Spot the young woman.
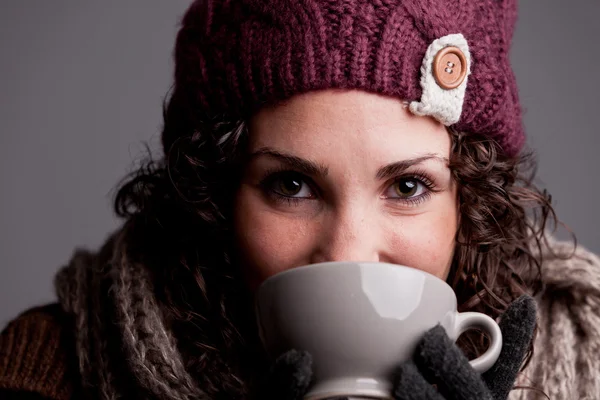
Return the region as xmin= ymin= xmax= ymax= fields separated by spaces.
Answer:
xmin=2 ymin=0 xmax=599 ymax=399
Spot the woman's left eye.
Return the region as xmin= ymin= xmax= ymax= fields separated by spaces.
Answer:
xmin=384 ymin=178 xmax=428 ymax=199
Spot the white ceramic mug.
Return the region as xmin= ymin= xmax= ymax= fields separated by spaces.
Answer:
xmin=255 ymin=262 xmax=502 ymax=399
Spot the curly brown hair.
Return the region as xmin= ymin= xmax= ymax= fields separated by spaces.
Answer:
xmin=112 ymin=92 xmax=559 ymax=397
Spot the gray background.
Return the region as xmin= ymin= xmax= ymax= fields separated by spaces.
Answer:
xmin=1 ymin=1 xmax=598 ymax=326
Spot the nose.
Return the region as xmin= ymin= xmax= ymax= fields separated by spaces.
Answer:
xmin=310 ymin=206 xmax=381 ymax=264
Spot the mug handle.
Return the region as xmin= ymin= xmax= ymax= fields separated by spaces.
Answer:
xmin=455 ymin=312 xmax=503 ymax=373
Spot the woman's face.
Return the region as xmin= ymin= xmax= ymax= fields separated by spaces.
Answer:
xmin=234 ymin=89 xmax=458 ymax=291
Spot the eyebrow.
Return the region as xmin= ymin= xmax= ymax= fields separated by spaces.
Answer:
xmin=249 ymin=147 xmax=330 ymax=177
xmin=249 ymin=147 xmax=447 ymax=179
xmin=375 ymin=154 xmax=448 ymax=180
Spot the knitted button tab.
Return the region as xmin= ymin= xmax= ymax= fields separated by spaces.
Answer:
xmin=433 ymin=46 xmax=467 ymax=90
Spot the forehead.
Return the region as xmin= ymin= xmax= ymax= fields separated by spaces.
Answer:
xmin=249 ymin=89 xmax=451 ymax=161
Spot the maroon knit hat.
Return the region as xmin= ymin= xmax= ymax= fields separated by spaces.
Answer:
xmin=165 ymin=0 xmax=524 ymax=156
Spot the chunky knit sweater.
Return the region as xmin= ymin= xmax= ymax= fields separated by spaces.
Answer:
xmin=1 ymin=237 xmax=599 ymax=399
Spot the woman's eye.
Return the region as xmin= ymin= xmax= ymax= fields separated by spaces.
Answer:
xmin=271 ymin=174 xmax=313 ymax=198
xmin=386 ymin=178 xmax=427 ymax=199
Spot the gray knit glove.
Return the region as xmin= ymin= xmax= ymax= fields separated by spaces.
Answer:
xmin=258 ymin=349 xmax=314 ymax=400
xmin=393 ymin=295 xmax=537 ymax=400
xmin=260 ymin=295 xmax=536 ymax=400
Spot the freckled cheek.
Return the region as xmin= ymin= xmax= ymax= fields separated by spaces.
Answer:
xmin=389 ymin=213 xmax=457 ymax=280
xmin=234 ymin=190 xmax=315 ymax=287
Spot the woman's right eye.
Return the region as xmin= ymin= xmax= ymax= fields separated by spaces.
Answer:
xmin=264 ymin=172 xmax=315 ymax=199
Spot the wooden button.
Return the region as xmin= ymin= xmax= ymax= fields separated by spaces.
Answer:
xmin=433 ymin=46 xmax=467 ymax=90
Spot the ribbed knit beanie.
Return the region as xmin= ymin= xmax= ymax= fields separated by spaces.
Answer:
xmin=164 ymin=0 xmax=524 ymax=156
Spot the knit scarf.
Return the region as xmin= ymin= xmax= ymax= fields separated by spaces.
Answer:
xmin=54 ymin=227 xmax=211 ymax=400
xmin=54 ymin=224 xmax=600 ymax=400
xmin=510 ymin=236 xmax=600 ymax=399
